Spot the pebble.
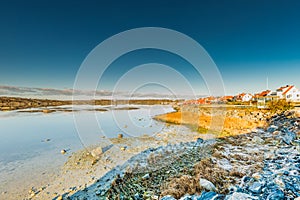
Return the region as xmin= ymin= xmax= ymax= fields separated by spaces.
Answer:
xmin=120 ymin=146 xmax=127 ymax=151
xmin=60 ymin=149 xmax=67 ymax=154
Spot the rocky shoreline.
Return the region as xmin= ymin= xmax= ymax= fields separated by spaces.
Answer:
xmin=62 ymin=110 xmax=300 ymax=200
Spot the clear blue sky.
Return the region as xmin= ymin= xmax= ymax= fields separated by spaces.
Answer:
xmin=0 ymin=0 xmax=299 ymax=96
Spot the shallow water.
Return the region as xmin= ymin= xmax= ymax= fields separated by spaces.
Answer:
xmin=0 ymin=105 xmax=173 ymax=190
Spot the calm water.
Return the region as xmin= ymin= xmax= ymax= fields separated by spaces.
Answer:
xmin=0 ymin=105 xmax=173 ymax=186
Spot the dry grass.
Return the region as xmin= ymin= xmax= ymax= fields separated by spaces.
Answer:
xmin=160 ymin=175 xmax=200 ymax=199
xmin=160 ymin=158 xmax=240 ymax=197
xmin=155 ymin=110 xmax=265 ymax=137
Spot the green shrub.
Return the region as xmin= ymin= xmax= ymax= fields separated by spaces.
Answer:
xmin=267 ymin=99 xmax=294 ymax=114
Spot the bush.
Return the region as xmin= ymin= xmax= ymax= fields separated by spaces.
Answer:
xmin=267 ymin=99 xmax=294 ymax=114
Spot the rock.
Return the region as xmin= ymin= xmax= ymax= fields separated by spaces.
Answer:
xmin=289 ymin=169 xmax=299 ymax=176
xmin=118 ymin=133 xmax=123 ymax=138
xmin=248 ymin=181 xmax=262 ymax=194
xmin=161 ymin=195 xmax=176 ymax=200
xmin=142 ymin=173 xmax=150 ymax=180
xmin=281 ymin=130 xmax=296 ymax=145
xmin=196 ymin=138 xmax=204 ymax=144
xmin=274 ymin=177 xmax=285 ymax=190
xmin=42 ymin=109 xmax=54 ymax=113
xmin=179 ymin=195 xmax=193 ymax=200
xmin=266 ymin=189 xmax=284 ymax=200
xmin=60 ymin=149 xmax=66 ymax=154
xmin=252 ymin=136 xmax=264 ymax=144
xmin=199 ymin=191 xmax=225 ymax=199
xmin=199 ymin=178 xmax=217 ymax=192
xmin=217 ymin=158 xmax=232 ymax=171
xmin=57 ymin=195 xmax=63 ymax=200
xmin=264 ymin=152 xmax=275 ymax=159
xmin=120 ymin=146 xmax=127 ymax=151
xmin=134 ymin=192 xmax=143 ymax=200
xmin=225 ymin=192 xmax=256 ymax=200
xmin=283 ymin=171 xmax=289 ymax=176
xmin=251 ymin=173 xmax=261 ymax=180
xmin=90 ymin=147 xmax=103 ymax=159
xmin=267 ymin=125 xmax=278 ymax=133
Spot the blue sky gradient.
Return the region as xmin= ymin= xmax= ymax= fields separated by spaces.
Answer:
xmin=0 ymin=0 xmax=299 ymax=96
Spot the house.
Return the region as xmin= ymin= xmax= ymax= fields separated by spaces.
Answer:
xmin=253 ymin=90 xmax=279 ymax=102
xmin=220 ymin=96 xmax=234 ymax=102
xmin=276 ymin=85 xmax=300 ymax=102
xmin=235 ymin=93 xmax=253 ymax=102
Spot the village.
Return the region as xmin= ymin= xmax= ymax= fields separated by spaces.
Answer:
xmin=183 ymin=84 xmax=300 ymax=107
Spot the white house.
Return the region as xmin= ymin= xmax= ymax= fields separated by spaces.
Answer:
xmin=276 ymin=85 xmax=300 ymax=102
xmin=235 ymin=93 xmax=253 ymax=102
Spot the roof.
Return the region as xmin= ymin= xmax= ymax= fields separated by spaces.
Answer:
xmin=238 ymin=93 xmax=252 ymax=97
xmin=259 ymin=90 xmax=271 ymax=97
xmin=277 ymin=85 xmax=293 ymax=91
xmin=282 ymin=85 xmax=294 ymax=95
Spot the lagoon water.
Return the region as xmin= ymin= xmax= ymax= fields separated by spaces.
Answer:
xmin=0 ymin=105 xmax=173 ymax=193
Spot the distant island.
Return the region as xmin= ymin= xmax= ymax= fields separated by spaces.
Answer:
xmin=0 ymin=96 xmax=182 ymax=111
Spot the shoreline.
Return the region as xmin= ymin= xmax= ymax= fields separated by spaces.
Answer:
xmin=28 ymin=106 xmax=271 ymax=199
xmin=2 ymin=106 xmax=299 ymax=199
xmin=67 ymin=109 xmax=300 ymax=199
